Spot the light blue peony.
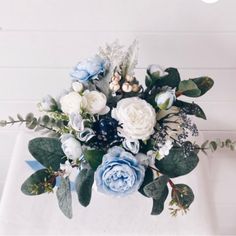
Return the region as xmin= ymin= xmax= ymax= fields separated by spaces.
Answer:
xmin=70 ymin=55 xmax=107 ymax=83
xmin=95 ymin=146 xmax=146 ymax=197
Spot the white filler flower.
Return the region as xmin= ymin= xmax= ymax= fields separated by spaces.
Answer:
xmin=112 ymin=97 xmax=156 ymax=140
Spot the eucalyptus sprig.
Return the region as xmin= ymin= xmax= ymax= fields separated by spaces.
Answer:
xmin=0 ymin=113 xmax=69 ymax=135
xmin=200 ymin=139 xmax=236 ymax=155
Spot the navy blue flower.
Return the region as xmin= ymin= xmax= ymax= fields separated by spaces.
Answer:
xmin=95 ymin=146 xmax=145 ymax=196
xmin=70 ymin=55 xmax=107 ymax=83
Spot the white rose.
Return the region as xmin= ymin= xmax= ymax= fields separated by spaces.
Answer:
xmin=60 ymin=92 xmax=86 ymax=114
xmin=112 ymin=97 xmax=156 ymax=140
xmin=61 ymin=134 xmax=82 ymax=160
xmin=83 ymin=90 xmax=109 ymax=115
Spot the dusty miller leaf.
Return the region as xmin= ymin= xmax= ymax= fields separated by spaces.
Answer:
xmin=56 ymin=177 xmax=73 ymax=219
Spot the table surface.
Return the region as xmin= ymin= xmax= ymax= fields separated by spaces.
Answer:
xmin=0 ymin=132 xmax=235 ymax=236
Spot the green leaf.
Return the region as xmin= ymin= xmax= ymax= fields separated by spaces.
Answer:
xmin=171 ymin=184 xmax=194 ymax=209
xmin=56 ymin=177 xmax=73 ymax=219
xmin=17 ymin=114 xmax=24 ymax=121
xmin=158 ymin=68 xmax=181 ymax=88
xmin=155 ymin=145 xmax=199 ymax=178
xmin=201 ymin=140 xmax=209 ymax=149
xmin=143 ymin=175 xmax=169 ymax=199
xmin=26 ymin=117 xmax=38 ymax=129
xmin=209 ymin=141 xmax=217 ymax=151
xmin=151 ymin=186 xmax=169 ymax=215
xmin=28 ymin=137 xmax=66 ymax=171
xmin=148 ymin=68 xmax=181 ymax=89
xmin=175 ymin=100 xmax=206 ymax=120
xmin=21 ymin=169 xmax=56 ymax=195
xmin=138 ymin=168 xmax=154 ymax=197
xmin=178 ymin=80 xmax=201 ymax=97
xmin=190 ymin=77 xmax=214 ymax=96
xmin=75 ymin=167 xmax=94 ymax=207
xmin=0 ymin=120 xmax=7 ymax=127
xmin=83 ymin=149 xmax=105 ymax=171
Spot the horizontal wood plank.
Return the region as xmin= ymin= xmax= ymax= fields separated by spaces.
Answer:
xmin=0 ymin=32 xmax=236 ymax=68
xmin=0 ymin=0 xmax=235 ymax=32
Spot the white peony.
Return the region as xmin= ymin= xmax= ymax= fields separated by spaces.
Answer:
xmin=112 ymin=97 xmax=156 ymax=140
xmin=61 ymin=134 xmax=82 ymax=160
xmin=60 ymin=92 xmax=86 ymax=114
xmin=83 ymin=90 xmax=109 ymax=115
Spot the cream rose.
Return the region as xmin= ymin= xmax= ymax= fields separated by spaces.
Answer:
xmin=112 ymin=97 xmax=156 ymax=140
xmin=60 ymin=92 xmax=86 ymax=114
xmin=83 ymin=90 xmax=109 ymax=115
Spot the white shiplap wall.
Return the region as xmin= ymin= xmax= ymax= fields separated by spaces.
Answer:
xmin=0 ymin=0 xmax=236 ymax=196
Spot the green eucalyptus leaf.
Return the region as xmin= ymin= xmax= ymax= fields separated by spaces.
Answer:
xmin=75 ymin=167 xmax=94 ymax=207
xmin=190 ymin=77 xmax=214 ymax=96
xmin=0 ymin=120 xmax=7 ymax=127
xmin=56 ymin=177 xmax=73 ymax=219
xmin=138 ymin=168 xmax=154 ymax=197
xmin=155 ymin=145 xmax=199 ymax=178
xmin=171 ymin=184 xmax=194 ymax=209
xmin=143 ymin=175 xmax=169 ymax=199
xmin=175 ymin=100 xmax=206 ymax=120
xmin=178 ymin=80 xmax=201 ymax=97
xmin=26 ymin=117 xmax=38 ymax=129
xmin=209 ymin=141 xmax=217 ymax=151
xmin=151 ymin=186 xmax=169 ymax=215
xmin=21 ymin=169 xmax=56 ymax=195
xmin=28 ymin=137 xmax=66 ymax=171
xmin=17 ymin=114 xmax=24 ymax=121
xmin=83 ymin=149 xmax=105 ymax=171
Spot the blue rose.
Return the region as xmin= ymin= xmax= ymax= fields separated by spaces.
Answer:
xmin=95 ymin=146 xmax=146 ymax=197
xmin=70 ymin=55 xmax=107 ymax=83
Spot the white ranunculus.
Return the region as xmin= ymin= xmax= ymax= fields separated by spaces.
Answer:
xmin=112 ymin=97 xmax=156 ymax=140
xmin=83 ymin=90 xmax=109 ymax=115
xmin=60 ymin=92 xmax=86 ymax=114
xmin=61 ymin=134 xmax=82 ymax=160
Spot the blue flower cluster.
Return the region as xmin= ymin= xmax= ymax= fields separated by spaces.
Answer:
xmin=71 ymin=55 xmax=107 ymax=83
xmin=95 ymin=146 xmax=145 ymax=197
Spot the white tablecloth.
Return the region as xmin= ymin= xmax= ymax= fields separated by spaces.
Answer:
xmin=0 ymin=131 xmax=234 ymax=235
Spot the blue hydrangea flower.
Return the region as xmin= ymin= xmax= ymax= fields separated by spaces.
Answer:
xmin=70 ymin=55 xmax=107 ymax=83
xmin=95 ymin=146 xmax=146 ymax=197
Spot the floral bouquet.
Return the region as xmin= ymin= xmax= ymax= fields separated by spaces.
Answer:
xmin=1 ymin=41 xmax=235 ymax=219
